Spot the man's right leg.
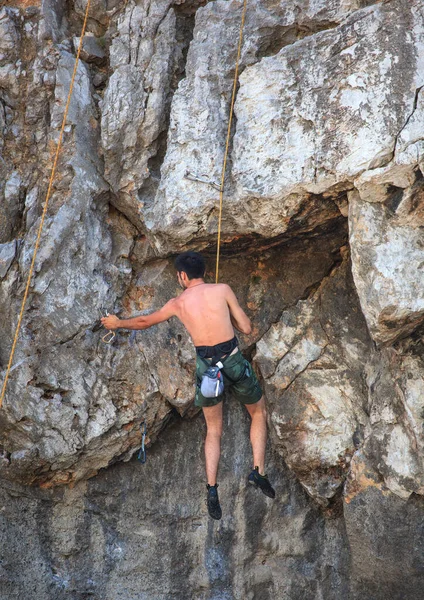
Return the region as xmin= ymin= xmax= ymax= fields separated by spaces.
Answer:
xmin=203 ymin=401 xmax=223 ymax=485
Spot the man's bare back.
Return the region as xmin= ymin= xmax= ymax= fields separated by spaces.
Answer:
xmin=171 ymin=281 xmax=251 ymax=346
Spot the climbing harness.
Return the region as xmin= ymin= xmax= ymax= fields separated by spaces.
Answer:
xmin=215 ymin=0 xmax=247 ymax=283
xmin=0 ymin=0 xmax=92 ymax=409
xmin=137 ymin=421 xmax=147 ymax=464
xmin=197 ymin=336 xmax=239 ymax=397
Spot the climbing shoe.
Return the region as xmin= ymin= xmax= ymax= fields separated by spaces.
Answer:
xmin=206 ymin=484 xmax=222 ymax=520
xmin=248 ymin=467 xmax=275 ymax=499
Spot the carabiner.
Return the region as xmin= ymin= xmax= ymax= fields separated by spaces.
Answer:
xmin=102 ymin=330 xmax=116 ymax=344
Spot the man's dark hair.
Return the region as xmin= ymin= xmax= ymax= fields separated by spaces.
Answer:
xmin=174 ymin=251 xmax=206 ymax=280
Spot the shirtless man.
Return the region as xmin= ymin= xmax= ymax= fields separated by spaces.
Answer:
xmin=101 ymin=251 xmax=275 ymax=520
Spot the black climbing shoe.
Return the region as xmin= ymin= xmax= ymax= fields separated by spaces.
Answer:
xmin=206 ymin=484 xmax=222 ymax=520
xmin=248 ymin=467 xmax=275 ymax=499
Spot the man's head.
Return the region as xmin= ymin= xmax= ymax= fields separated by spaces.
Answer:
xmin=175 ymin=251 xmax=206 ymax=288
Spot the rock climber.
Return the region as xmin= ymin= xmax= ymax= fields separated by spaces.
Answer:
xmin=101 ymin=251 xmax=275 ymax=520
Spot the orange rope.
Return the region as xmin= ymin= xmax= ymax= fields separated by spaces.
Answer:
xmin=215 ymin=0 xmax=247 ymax=283
xmin=0 ymin=0 xmax=92 ymax=409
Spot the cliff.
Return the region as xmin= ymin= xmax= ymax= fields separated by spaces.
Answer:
xmin=1 ymin=1 xmax=424 ymax=598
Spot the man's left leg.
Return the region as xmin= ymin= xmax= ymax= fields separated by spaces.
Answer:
xmin=223 ymin=351 xmax=275 ymax=499
xmin=245 ymin=396 xmax=267 ymax=474
xmin=245 ymin=397 xmax=275 ymax=499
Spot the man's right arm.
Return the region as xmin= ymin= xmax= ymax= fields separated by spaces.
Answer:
xmin=101 ymin=299 xmax=177 ymax=331
xmin=223 ymin=284 xmax=252 ymax=335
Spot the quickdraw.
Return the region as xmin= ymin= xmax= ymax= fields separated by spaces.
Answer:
xmin=137 ymin=421 xmax=147 ymax=464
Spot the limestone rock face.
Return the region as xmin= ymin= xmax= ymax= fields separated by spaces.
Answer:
xmin=144 ymin=0 xmax=366 ymax=253
xmin=0 ymin=226 xmax=343 ymax=486
xmin=234 ymin=1 xmax=423 ymax=196
xmin=0 ymin=241 xmax=16 ymax=279
xmin=74 ymin=34 xmax=106 ymax=65
xmin=0 ymin=7 xmax=185 ymax=487
xmin=255 ymin=255 xmax=371 ymax=503
xmin=0 ymin=407 xmax=353 ymax=600
xmin=144 ymin=0 xmax=424 ymax=255
xmin=2 ymin=0 xmax=424 ymax=598
xmin=360 ymin=343 xmax=424 ymax=499
xmin=344 ymin=464 xmax=424 ymax=600
xmin=100 ymin=0 xmax=192 ymax=226
xmin=349 ymin=187 xmax=424 ymax=345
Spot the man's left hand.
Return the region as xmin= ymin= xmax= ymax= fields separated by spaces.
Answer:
xmin=101 ymin=314 xmax=121 ymax=330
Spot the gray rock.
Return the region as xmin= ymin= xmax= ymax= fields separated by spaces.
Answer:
xmin=349 ymin=188 xmax=424 ymax=345
xmin=0 ymin=170 xmax=23 ymax=244
xmin=73 ymin=34 xmax=106 ymax=65
xmin=144 ymin=0 xmax=424 ymax=254
xmin=0 ymin=8 xmax=19 ymax=53
xmin=0 ymin=9 xmax=20 ymax=99
xmin=3 ymin=2 xmax=424 ymax=597
xmin=100 ymin=0 xmax=181 ymax=225
xmin=234 ymin=1 xmax=423 ymax=197
xmin=344 ymin=456 xmax=424 ymax=599
xmin=255 ymin=254 xmax=371 ymax=503
xmin=75 ymin=0 xmax=109 ymax=27
xmin=40 ymin=0 xmax=68 ymax=43
xmin=2 ymin=402 xmax=424 ymax=600
xmin=144 ymin=0 xmax=346 ymax=252
xmin=360 ymin=344 xmax=424 ymax=499
xmin=0 ymin=241 xmax=16 ymax=279
xmin=0 ymin=405 xmax=351 ymax=600
xmin=92 ymin=71 xmax=107 ymax=87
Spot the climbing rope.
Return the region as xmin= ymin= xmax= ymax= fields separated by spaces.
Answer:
xmin=1 ymin=0 xmax=246 ymax=407
xmin=0 ymin=0 xmax=92 ymax=410
xmin=215 ymin=0 xmax=247 ymax=283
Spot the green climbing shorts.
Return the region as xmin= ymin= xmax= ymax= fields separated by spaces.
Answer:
xmin=194 ymin=349 xmax=263 ymax=408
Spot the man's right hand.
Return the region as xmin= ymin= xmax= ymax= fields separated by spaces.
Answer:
xmin=101 ymin=314 xmax=120 ymax=330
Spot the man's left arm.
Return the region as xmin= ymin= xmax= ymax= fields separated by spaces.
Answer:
xmin=101 ymin=299 xmax=177 ymax=331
